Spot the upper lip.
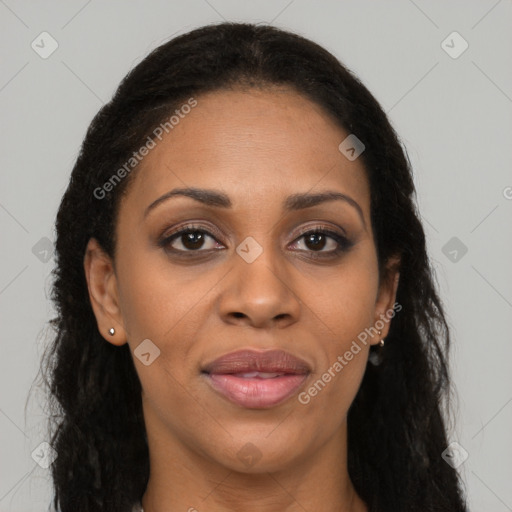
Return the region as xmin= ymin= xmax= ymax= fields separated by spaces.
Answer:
xmin=202 ymin=349 xmax=311 ymax=375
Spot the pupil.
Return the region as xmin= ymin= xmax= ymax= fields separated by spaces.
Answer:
xmin=306 ymin=233 xmax=325 ymax=251
xmin=183 ymin=231 xmax=204 ymax=250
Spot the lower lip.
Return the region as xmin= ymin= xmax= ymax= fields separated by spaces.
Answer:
xmin=204 ymin=373 xmax=308 ymax=408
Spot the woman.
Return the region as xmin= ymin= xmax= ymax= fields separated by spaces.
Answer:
xmin=41 ymin=22 xmax=467 ymax=511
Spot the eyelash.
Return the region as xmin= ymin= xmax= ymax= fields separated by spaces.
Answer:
xmin=158 ymin=223 xmax=353 ymax=259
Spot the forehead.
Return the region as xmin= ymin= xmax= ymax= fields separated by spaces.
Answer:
xmin=121 ymin=87 xmax=370 ymax=219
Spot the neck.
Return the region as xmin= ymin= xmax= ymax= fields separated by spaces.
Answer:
xmin=142 ymin=467 xmax=366 ymax=512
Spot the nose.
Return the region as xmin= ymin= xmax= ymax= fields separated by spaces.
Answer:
xmin=217 ymin=243 xmax=302 ymax=329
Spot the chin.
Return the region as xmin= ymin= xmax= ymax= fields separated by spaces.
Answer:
xmin=205 ymin=425 xmax=309 ymax=474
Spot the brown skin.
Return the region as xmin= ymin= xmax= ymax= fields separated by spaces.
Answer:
xmin=84 ymin=87 xmax=400 ymax=512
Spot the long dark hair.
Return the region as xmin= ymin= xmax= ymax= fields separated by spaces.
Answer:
xmin=37 ymin=22 xmax=467 ymax=511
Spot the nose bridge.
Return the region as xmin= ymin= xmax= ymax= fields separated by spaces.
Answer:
xmin=236 ymin=231 xmax=290 ymax=299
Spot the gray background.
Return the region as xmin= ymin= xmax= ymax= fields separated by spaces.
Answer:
xmin=1 ymin=1 xmax=511 ymax=510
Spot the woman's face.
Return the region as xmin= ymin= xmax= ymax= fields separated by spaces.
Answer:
xmin=86 ymin=87 xmax=398 ymax=474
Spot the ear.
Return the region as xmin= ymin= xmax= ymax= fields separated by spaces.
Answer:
xmin=372 ymin=254 xmax=401 ymax=344
xmin=83 ymin=238 xmax=127 ymax=346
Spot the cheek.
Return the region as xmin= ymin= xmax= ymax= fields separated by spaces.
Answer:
xmin=115 ymin=244 xmax=210 ymax=343
xmin=297 ymin=299 xmax=375 ymax=434
xmin=116 ymin=255 xmax=211 ymax=418
xmin=302 ymin=250 xmax=380 ymax=343
xmin=296 ymin=250 xmax=378 ymax=410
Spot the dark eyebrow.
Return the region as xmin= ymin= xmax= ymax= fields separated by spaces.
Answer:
xmin=144 ymin=187 xmax=366 ymax=226
xmin=285 ymin=191 xmax=365 ymax=227
xmin=144 ymin=187 xmax=232 ymax=217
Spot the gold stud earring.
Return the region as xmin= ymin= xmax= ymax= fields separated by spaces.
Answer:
xmin=109 ymin=327 xmax=115 ymax=336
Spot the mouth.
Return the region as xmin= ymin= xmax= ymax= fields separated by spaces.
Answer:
xmin=201 ymin=349 xmax=310 ymax=409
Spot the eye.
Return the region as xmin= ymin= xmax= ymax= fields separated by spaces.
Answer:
xmin=158 ymin=224 xmax=352 ymax=257
xmin=159 ymin=224 xmax=223 ymax=253
xmin=290 ymin=227 xmax=352 ymax=256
